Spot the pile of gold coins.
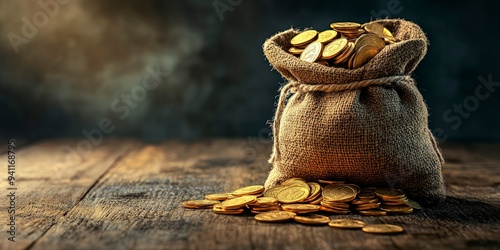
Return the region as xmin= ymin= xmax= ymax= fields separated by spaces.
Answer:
xmin=182 ymin=177 xmax=421 ymax=234
xmin=288 ymin=21 xmax=397 ymax=69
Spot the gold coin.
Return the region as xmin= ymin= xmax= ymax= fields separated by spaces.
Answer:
xmin=317 ymin=30 xmax=338 ymax=44
xmin=321 ymin=200 xmax=350 ymax=209
xmin=263 ymin=186 xmax=286 ymax=198
xmin=182 ymin=200 xmax=220 ymax=209
xmin=322 ymin=184 xmax=357 ymax=202
xmin=309 ymin=196 xmax=323 ymax=205
xmin=362 ymin=224 xmax=404 ymax=234
xmin=227 ymin=194 xmax=238 ymax=199
xmin=303 ymin=182 xmax=321 ymax=201
xmin=355 ymin=203 xmax=381 ymax=211
xmin=318 ymin=180 xmax=345 ymax=185
xmin=351 ymin=198 xmax=378 ymax=205
xmin=332 ymin=42 xmax=355 ymax=65
xmin=406 ymin=199 xmax=422 ymax=210
xmin=319 ymin=206 xmax=350 ymax=214
xmin=251 ymin=205 xmax=281 ymax=211
xmin=220 ymin=195 xmax=257 ymax=209
xmin=338 ymin=28 xmax=364 ymax=34
xmin=212 ymin=204 xmax=245 ymax=215
xmin=232 ymin=185 xmax=264 ymax=196
xmin=345 ymin=184 xmax=361 ymax=194
xmin=380 ymin=205 xmax=413 ymax=214
xmin=322 ymin=38 xmax=348 ymax=60
xmin=308 ymin=182 xmax=322 ymax=196
xmin=283 ymin=179 xmax=310 ymax=191
xmin=288 ymin=47 xmax=304 ymax=55
xmin=282 ymin=177 xmax=306 ymax=183
xmin=276 ymin=186 xmax=310 ymax=203
xmin=382 ymin=199 xmax=408 ymax=206
xmin=374 ymin=188 xmax=405 ymax=198
xmin=250 ymin=197 xmax=278 ymax=207
xmin=300 ymin=41 xmax=323 ymax=63
xmin=293 ymin=214 xmax=330 ymax=225
xmin=254 ymin=211 xmax=296 ymax=222
xmin=328 ymin=219 xmax=366 ymax=229
xmin=384 ymin=37 xmax=397 ymax=44
xmin=331 ymin=22 xmax=361 ymax=30
xmin=281 ymin=204 xmax=320 ymax=214
xmin=205 ymin=193 xmax=230 ymax=201
xmin=348 ymin=51 xmax=356 ymax=69
xmin=354 ymin=34 xmax=385 ymax=51
xmin=363 ymin=22 xmax=396 ymax=42
xmin=290 ymin=30 xmax=318 ymax=47
xmin=358 ymin=210 xmax=387 ymax=216
xmin=352 ymin=45 xmax=380 ymax=69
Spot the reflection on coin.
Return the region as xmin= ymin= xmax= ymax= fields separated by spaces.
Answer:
xmin=263 ymin=186 xmax=286 ymax=198
xmin=254 ymin=211 xmax=296 ymax=222
xmin=322 ymin=38 xmax=348 ymax=60
xmin=352 ymin=45 xmax=380 ymax=68
xmin=212 ymin=204 xmax=245 ymax=215
xmin=363 ymin=22 xmax=396 ymax=42
xmin=328 ymin=219 xmax=366 ymax=229
xmin=220 ymin=195 xmax=257 ymax=209
xmin=322 ymin=184 xmax=357 ymax=202
xmin=205 ymin=193 xmax=230 ymax=201
xmin=252 ymin=197 xmax=278 ymax=206
xmin=232 ymin=185 xmax=264 ymax=196
xmin=291 ymin=30 xmax=318 ymax=47
xmin=317 ymin=30 xmax=338 ymax=44
xmin=300 ymin=41 xmax=323 ymax=63
xmin=294 ymin=214 xmax=331 ymax=225
xmin=375 ymin=188 xmax=406 ymax=198
xmin=362 ymin=224 xmax=404 ymax=234
xmin=289 ymin=47 xmax=304 ymax=55
xmin=282 ymin=204 xmax=320 ymax=214
xmin=182 ymin=200 xmax=220 ymax=209
xmin=319 ymin=206 xmax=350 ymax=214
xmin=354 ymin=34 xmax=385 ymax=51
xmin=283 ymin=179 xmax=311 ymax=191
xmin=318 ymin=180 xmax=345 ymax=185
xmin=276 ymin=186 xmax=310 ymax=203
xmin=331 ymin=22 xmax=361 ymax=30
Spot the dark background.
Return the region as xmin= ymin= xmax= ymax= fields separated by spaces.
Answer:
xmin=1 ymin=0 xmax=499 ymax=143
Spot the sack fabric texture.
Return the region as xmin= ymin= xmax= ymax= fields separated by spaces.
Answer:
xmin=263 ymin=19 xmax=445 ymax=205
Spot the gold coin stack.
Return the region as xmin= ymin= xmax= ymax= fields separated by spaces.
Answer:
xmin=375 ymin=188 xmax=415 ymax=215
xmin=248 ymin=197 xmax=280 ymax=214
xmin=288 ymin=21 xmax=397 ymax=69
xmin=352 ymin=189 xmax=385 ymax=216
xmin=320 ymin=183 xmax=358 ymax=214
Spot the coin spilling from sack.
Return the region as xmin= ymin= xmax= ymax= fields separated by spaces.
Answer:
xmin=288 ymin=21 xmax=397 ymax=69
xmin=181 ymin=177 xmax=418 ymax=234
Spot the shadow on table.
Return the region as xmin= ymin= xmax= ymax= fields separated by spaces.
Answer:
xmin=417 ymin=196 xmax=500 ymax=224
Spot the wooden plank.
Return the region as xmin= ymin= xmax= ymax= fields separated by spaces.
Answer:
xmin=0 ymin=139 xmax=134 ymax=250
xmin=30 ymin=140 xmax=500 ymax=249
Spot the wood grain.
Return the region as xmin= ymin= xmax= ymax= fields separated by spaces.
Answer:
xmin=2 ymin=139 xmax=499 ymax=249
xmin=0 ymin=139 xmax=134 ymax=250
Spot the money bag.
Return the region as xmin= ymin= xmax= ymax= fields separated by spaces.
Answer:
xmin=263 ymin=19 xmax=445 ymax=206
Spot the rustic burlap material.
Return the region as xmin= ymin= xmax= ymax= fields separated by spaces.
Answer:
xmin=263 ymin=19 xmax=446 ymax=205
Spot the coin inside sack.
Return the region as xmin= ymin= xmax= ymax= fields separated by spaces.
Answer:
xmin=288 ymin=21 xmax=398 ymax=69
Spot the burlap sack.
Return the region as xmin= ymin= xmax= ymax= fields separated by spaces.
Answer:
xmin=263 ymin=19 xmax=445 ymax=205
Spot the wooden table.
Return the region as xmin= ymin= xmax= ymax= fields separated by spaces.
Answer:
xmin=1 ymin=139 xmax=499 ymax=250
